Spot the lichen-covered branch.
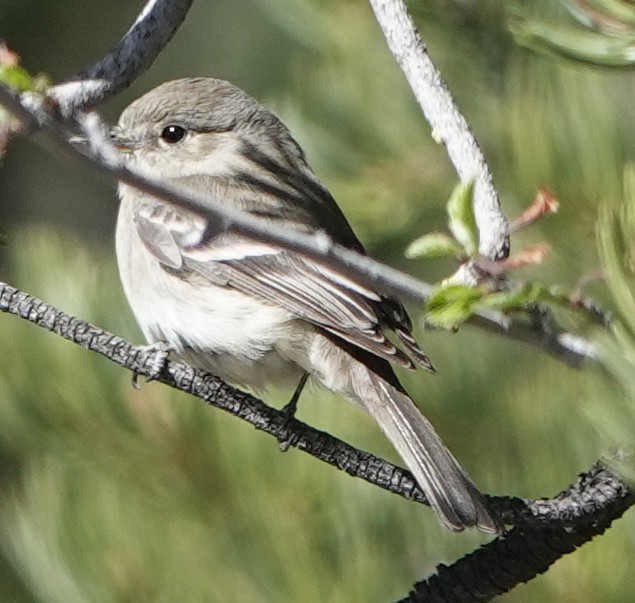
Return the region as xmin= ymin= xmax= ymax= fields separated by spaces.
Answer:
xmin=368 ymin=0 xmax=510 ymax=264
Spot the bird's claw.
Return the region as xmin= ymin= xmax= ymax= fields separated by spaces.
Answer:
xmin=131 ymin=341 xmax=173 ymax=388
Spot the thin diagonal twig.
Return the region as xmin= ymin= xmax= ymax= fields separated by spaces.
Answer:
xmin=0 ymin=85 xmax=597 ymax=367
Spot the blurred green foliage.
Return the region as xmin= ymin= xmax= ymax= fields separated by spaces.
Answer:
xmin=511 ymin=0 xmax=635 ymax=68
xmin=1 ymin=0 xmax=635 ymax=601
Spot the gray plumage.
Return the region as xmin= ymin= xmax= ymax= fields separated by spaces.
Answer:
xmin=114 ymin=77 xmax=498 ymax=533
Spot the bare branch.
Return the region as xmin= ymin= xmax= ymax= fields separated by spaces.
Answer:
xmin=368 ymin=0 xmax=510 ymax=263
xmin=47 ymin=0 xmax=195 ymax=116
xmin=469 ymin=310 xmax=597 ymax=366
xmin=0 ymin=84 xmax=596 ymax=367
xmin=0 ymin=280 xmax=630 ymax=601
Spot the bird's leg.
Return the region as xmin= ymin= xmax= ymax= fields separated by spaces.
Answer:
xmin=281 ymin=373 xmax=309 ymax=419
xmin=131 ymin=341 xmax=173 ymax=389
xmin=277 ymin=373 xmax=309 ymax=452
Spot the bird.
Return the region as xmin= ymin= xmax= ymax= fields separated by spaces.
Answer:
xmin=112 ymin=77 xmax=498 ymax=533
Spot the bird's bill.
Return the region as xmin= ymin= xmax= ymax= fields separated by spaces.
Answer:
xmin=109 ymin=127 xmax=139 ymax=153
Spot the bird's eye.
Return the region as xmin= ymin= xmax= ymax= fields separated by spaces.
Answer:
xmin=160 ymin=125 xmax=187 ymax=144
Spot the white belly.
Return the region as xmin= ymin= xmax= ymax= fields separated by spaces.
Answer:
xmin=115 ymin=198 xmax=303 ymax=390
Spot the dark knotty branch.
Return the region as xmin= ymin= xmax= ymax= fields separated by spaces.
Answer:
xmin=1 ymin=280 xmax=632 ymax=602
xmin=400 ymin=464 xmax=633 ymax=602
xmin=0 ymin=279 xmax=433 ymax=504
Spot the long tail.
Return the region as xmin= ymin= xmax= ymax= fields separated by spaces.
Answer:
xmin=350 ymin=365 xmax=499 ymax=533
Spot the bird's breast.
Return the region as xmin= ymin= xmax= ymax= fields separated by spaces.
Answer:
xmin=115 ymin=193 xmax=302 ymax=389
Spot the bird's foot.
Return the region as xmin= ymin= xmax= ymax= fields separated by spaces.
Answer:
xmin=131 ymin=341 xmax=173 ymax=389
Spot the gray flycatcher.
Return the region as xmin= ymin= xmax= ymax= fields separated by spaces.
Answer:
xmin=113 ymin=77 xmax=498 ymax=533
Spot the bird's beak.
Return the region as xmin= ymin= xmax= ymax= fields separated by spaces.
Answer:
xmin=109 ymin=127 xmax=138 ymax=154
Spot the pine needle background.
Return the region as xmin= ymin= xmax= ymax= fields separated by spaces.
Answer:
xmin=1 ymin=1 xmax=634 ymax=601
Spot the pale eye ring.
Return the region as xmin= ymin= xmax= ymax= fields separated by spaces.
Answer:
xmin=160 ymin=125 xmax=187 ymax=144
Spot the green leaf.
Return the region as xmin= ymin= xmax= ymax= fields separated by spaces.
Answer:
xmin=0 ymin=65 xmax=38 ymax=92
xmin=446 ymin=179 xmax=478 ymax=257
xmin=425 ymin=284 xmax=484 ymax=329
xmin=476 ymin=282 xmax=544 ymax=312
xmin=405 ymin=232 xmax=463 ymax=259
